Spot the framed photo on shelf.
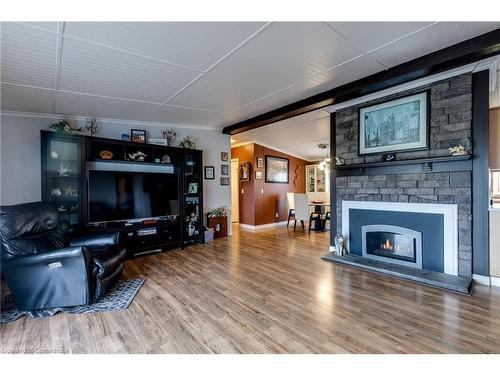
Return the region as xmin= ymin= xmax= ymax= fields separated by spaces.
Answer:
xmin=358 ymin=91 xmax=429 ymax=156
xmin=204 ymin=166 xmax=215 ymax=180
xmin=257 ymin=157 xmax=264 ymax=168
xmin=131 ymin=129 xmax=146 ymax=144
xmin=221 ymin=164 xmax=229 ymax=176
xmin=188 ymin=183 xmax=198 ymax=194
xmin=220 ymin=177 xmax=230 ymax=186
xmin=265 ymin=155 xmax=289 ymax=183
xmin=255 ymin=170 xmax=263 ymax=180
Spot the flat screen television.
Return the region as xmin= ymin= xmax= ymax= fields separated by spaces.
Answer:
xmin=88 ymin=170 xmax=179 ymax=224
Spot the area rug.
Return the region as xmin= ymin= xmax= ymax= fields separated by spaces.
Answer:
xmin=1 ymin=278 xmax=144 ymax=324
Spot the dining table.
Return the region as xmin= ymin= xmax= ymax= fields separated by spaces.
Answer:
xmin=308 ymin=202 xmax=330 ymax=232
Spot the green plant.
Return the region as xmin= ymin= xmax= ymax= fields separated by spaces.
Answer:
xmin=49 ymin=119 xmax=82 ymax=134
xmin=206 ymin=206 xmax=228 ymax=218
xmin=179 ymin=136 xmax=196 ymax=149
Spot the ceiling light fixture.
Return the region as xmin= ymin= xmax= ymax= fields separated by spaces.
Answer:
xmin=317 ymin=143 xmax=330 ymax=171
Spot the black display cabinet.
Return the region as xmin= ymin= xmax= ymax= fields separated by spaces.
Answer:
xmin=41 ymin=130 xmax=204 ymax=253
xmin=41 ymin=131 xmax=85 ymax=234
xmin=183 ymin=150 xmax=204 ymax=245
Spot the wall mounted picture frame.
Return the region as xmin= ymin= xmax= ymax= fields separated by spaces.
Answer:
xmin=257 ymin=157 xmax=264 ymax=168
xmin=204 ymin=166 xmax=215 ymax=180
xmin=358 ymin=91 xmax=429 ymax=156
xmin=265 ymin=155 xmax=289 ymax=183
xmin=221 ymin=164 xmax=229 ymax=176
xmin=239 ymin=161 xmax=251 ymax=181
xmin=220 ymin=177 xmax=230 ymax=186
xmin=255 ymin=170 xmax=263 ymax=180
xmin=221 ymin=152 xmax=229 ymax=161
xmin=131 ymin=129 xmax=146 ymax=144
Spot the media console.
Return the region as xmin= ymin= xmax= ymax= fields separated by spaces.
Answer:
xmin=41 ymin=130 xmax=204 ymax=257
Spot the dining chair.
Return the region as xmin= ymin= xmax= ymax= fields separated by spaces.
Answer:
xmin=286 ymin=192 xmax=295 ymax=228
xmin=293 ymin=193 xmax=321 ymax=233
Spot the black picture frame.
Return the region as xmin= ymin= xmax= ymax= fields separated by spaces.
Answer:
xmin=265 ymin=155 xmax=289 ymax=184
xmin=357 ymin=91 xmax=430 ymax=156
xmin=131 ymin=129 xmax=146 ymax=144
xmin=220 ymin=177 xmax=230 ymax=186
xmin=204 ymin=166 xmax=215 ymax=180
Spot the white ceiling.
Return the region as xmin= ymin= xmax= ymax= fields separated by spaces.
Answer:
xmin=231 ymin=109 xmax=331 ymax=161
xmin=1 ymin=21 xmax=499 ymax=130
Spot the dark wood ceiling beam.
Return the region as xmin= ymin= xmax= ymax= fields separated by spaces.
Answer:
xmin=222 ymin=28 xmax=500 ymax=135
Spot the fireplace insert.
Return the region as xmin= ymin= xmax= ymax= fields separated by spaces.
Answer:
xmin=361 ymin=224 xmax=422 ymax=268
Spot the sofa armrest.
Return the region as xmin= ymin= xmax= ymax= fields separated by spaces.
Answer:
xmin=2 ymin=246 xmax=93 ymax=310
xmin=70 ymin=232 xmax=120 ymax=249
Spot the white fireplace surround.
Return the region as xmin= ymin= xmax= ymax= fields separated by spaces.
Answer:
xmin=340 ymin=201 xmax=459 ymax=276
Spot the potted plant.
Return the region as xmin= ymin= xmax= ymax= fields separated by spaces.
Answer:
xmin=205 ymin=206 xmax=228 ymax=239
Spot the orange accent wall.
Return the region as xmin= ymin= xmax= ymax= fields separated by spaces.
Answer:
xmin=231 ymin=143 xmax=308 ymax=226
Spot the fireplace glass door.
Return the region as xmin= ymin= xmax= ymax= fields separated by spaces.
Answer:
xmin=361 ymin=225 xmax=422 ymax=268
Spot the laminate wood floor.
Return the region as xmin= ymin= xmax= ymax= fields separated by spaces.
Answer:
xmin=2 ymin=225 xmax=500 ymax=354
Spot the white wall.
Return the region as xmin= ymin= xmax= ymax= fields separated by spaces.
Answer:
xmin=0 ymin=114 xmax=231 ymax=225
xmin=491 ymin=69 xmax=500 ymax=108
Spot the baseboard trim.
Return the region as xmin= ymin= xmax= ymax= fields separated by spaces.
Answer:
xmin=239 ymin=221 xmax=288 ymax=231
xmin=473 ymin=274 xmax=491 ymax=286
xmin=490 ymin=276 xmax=500 ymax=288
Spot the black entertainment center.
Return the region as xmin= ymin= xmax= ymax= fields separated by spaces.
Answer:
xmin=41 ymin=130 xmax=204 ymax=257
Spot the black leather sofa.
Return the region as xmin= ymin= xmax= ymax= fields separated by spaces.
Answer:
xmin=0 ymin=202 xmax=126 ymax=310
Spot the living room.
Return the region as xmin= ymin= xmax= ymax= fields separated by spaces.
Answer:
xmin=1 ymin=1 xmax=500 ymax=373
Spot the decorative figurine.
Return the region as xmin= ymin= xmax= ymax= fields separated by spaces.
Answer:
xmin=85 ymin=117 xmax=98 ymax=136
xmin=449 ymin=138 xmax=471 ymax=156
xmin=334 ymin=234 xmax=347 ymax=256
xmin=335 ymin=156 xmax=345 ymax=166
xmin=179 ymin=136 xmax=196 ymax=149
xmin=63 ymin=185 xmax=77 ymax=197
xmin=99 ymin=150 xmax=113 ymax=160
xmin=161 ymin=154 xmax=171 ymax=164
xmin=51 ymin=188 xmax=62 ymax=196
xmin=49 ymin=119 xmax=82 ymax=134
xmin=57 ymin=162 xmax=72 ymax=176
xmin=162 ymin=129 xmax=177 ymax=146
xmin=381 ymin=153 xmax=396 ymax=162
xmin=127 ymin=151 xmax=147 ymax=161
xmin=50 ymin=150 xmax=59 ymax=159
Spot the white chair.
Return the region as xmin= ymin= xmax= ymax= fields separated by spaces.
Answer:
xmin=293 ymin=193 xmax=322 ymax=233
xmin=286 ymin=192 xmax=295 ymax=228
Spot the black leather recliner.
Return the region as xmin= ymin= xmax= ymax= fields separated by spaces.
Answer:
xmin=0 ymin=202 xmax=127 ymax=310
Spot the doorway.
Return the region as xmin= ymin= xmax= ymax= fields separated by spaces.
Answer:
xmin=231 ymin=158 xmax=239 ymax=223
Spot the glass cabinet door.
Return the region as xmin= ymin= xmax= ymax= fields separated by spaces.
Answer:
xmin=306 ymin=165 xmax=315 ymax=193
xmin=43 ymin=134 xmax=82 ymax=231
xmin=316 ymin=167 xmax=326 ymax=192
xmin=184 ymin=151 xmax=202 ymax=241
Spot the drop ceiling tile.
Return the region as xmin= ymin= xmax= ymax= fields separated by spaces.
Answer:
xmin=209 ymin=22 xmax=361 ymax=93
xmin=289 ymin=117 xmax=330 ymax=141
xmin=0 ymin=23 xmax=58 ymax=88
xmin=143 ymin=104 xmax=226 ymax=128
xmin=54 ymin=91 xmax=159 ymax=121
xmin=169 ymin=73 xmax=273 ymax=112
xmin=64 ymin=22 xmax=266 ymax=71
xmin=327 ymin=22 xmax=434 ymax=53
xmin=59 ymin=37 xmax=200 ymax=103
xmin=20 ymin=22 xmax=59 ymax=33
xmin=370 ymin=22 xmax=500 ymax=68
xmin=223 ymin=55 xmax=384 ymax=127
xmin=1 ymin=84 xmax=54 ymax=113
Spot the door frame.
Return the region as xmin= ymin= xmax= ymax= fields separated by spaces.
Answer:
xmin=230 ymin=158 xmax=239 ymax=224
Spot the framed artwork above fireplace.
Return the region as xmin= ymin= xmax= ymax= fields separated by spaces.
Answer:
xmin=358 ymin=91 xmax=429 ymax=156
